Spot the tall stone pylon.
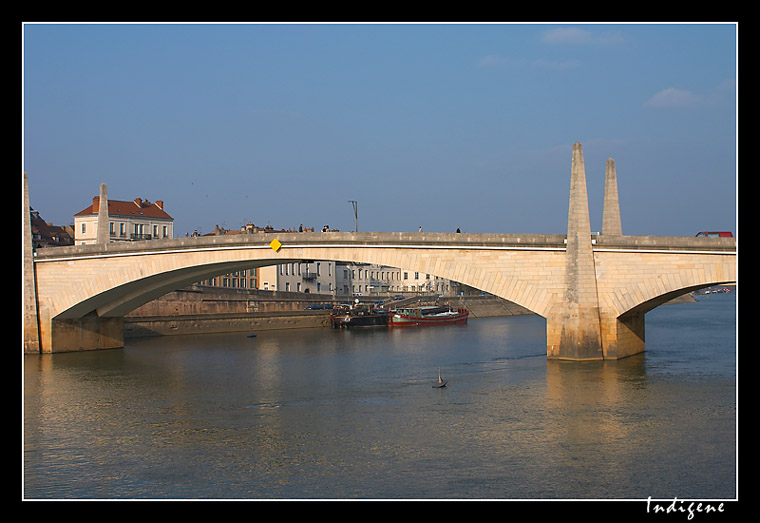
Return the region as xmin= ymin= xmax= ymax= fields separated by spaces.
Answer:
xmin=96 ymin=183 xmax=109 ymax=244
xmin=551 ymin=143 xmax=604 ymax=360
xmin=602 ymin=158 xmax=622 ymax=236
xmin=23 ymin=172 xmax=40 ymax=353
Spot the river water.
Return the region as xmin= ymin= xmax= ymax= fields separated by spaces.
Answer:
xmin=23 ymin=293 xmax=737 ymax=500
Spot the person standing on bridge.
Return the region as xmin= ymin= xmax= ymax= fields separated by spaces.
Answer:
xmin=456 ymin=227 xmax=461 ymax=233
xmin=419 ymin=226 xmax=422 ymax=232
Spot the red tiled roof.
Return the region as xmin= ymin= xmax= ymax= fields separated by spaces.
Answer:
xmin=75 ymin=197 xmax=173 ymax=220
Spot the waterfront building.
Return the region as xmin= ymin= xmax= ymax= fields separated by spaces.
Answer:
xmin=73 ymin=196 xmax=173 ymax=245
xmin=336 ymin=263 xmax=458 ymax=297
xmin=335 ymin=263 xmax=394 ymax=296
xmin=257 ymin=261 xmax=459 ymax=298
xmin=258 ymin=261 xmax=335 ymax=295
xmin=29 ymin=208 xmax=74 ymax=249
xmin=199 ymin=268 xmax=258 ymax=290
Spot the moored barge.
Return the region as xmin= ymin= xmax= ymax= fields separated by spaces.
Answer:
xmin=387 ymin=306 xmax=469 ymax=327
xmin=330 ymin=304 xmax=389 ymax=328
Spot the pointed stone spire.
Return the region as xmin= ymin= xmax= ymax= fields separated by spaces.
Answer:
xmin=23 ymin=172 xmax=41 ymax=353
xmin=557 ymin=143 xmax=603 ymax=360
xmin=96 ymin=183 xmax=109 ymax=244
xmin=602 ymin=158 xmax=622 ymax=236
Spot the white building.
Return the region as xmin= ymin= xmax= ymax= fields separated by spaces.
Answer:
xmin=336 ymin=263 xmax=457 ymax=296
xmin=258 ymin=261 xmax=459 ymax=297
xmin=257 ymin=261 xmax=336 ymax=295
xmin=74 ymin=196 xmax=173 ymax=245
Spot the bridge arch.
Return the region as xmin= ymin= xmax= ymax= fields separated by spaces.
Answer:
xmin=56 ymin=259 xmax=283 ymax=320
xmin=618 ymin=283 xmax=730 ymax=321
xmin=594 ymin=249 xmax=737 ymax=319
xmin=43 ymin=236 xmax=562 ymax=322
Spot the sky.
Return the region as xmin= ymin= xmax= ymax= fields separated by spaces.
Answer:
xmin=22 ymin=22 xmax=738 ymax=238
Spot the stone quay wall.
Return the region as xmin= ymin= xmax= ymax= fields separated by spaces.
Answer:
xmin=123 ymin=286 xmax=534 ymax=337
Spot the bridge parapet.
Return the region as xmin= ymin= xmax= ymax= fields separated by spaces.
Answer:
xmin=592 ymin=234 xmax=736 ymax=252
xmin=33 ymin=231 xmax=735 ymax=262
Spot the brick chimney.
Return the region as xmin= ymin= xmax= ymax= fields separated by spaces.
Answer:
xmin=155 ymin=200 xmax=164 ymax=210
xmin=134 ymin=198 xmax=143 ymax=208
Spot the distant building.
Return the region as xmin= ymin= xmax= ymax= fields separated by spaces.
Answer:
xmin=29 ymin=208 xmax=74 ymax=249
xmin=74 ymin=196 xmax=173 ymax=245
xmin=258 ymin=261 xmax=335 ymax=294
xmin=336 ymin=263 xmax=458 ymax=297
xmin=199 ymin=268 xmax=259 ymax=290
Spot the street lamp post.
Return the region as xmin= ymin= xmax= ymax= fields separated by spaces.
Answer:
xmin=348 ymin=200 xmax=358 ymax=232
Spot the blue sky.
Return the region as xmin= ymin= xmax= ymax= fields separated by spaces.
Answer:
xmin=23 ymin=22 xmax=737 ymax=237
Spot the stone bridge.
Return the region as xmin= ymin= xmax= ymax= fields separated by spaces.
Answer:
xmin=23 ymin=143 xmax=737 ymax=360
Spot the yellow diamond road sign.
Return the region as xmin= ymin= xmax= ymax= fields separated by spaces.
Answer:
xmin=269 ymin=238 xmax=282 ymax=252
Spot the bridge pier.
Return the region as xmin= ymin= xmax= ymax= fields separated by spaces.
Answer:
xmin=547 ymin=144 xmax=649 ymax=360
xmin=547 ymin=313 xmax=645 ymax=361
xmin=41 ymin=313 xmax=125 ymax=353
xmin=599 ymin=312 xmax=646 ymax=360
xmin=549 ymin=143 xmax=605 ymax=361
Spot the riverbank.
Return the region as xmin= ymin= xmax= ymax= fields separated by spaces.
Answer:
xmin=123 ymin=285 xmax=697 ymax=338
xmin=123 ymin=286 xmax=537 ymax=338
